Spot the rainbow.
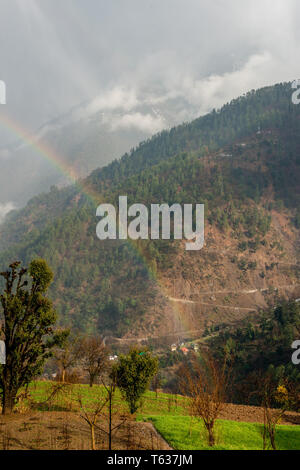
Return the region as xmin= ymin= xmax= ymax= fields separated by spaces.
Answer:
xmin=0 ymin=111 xmax=196 ymax=340
xmin=0 ymin=113 xmax=78 ymax=184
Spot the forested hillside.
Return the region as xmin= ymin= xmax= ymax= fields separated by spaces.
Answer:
xmin=0 ymin=82 xmax=299 ymax=338
xmin=208 ymin=299 xmax=300 ymax=406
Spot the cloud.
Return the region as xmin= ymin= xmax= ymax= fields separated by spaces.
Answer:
xmin=1 ymin=0 xmax=300 ymax=142
xmin=0 ymin=149 xmax=10 ymax=160
xmin=46 ymin=49 xmax=290 ymax=134
xmin=1 ymin=0 xmax=300 ymax=207
xmin=78 ymin=87 xmax=139 ymax=120
xmin=160 ymin=52 xmax=275 ymax=117
xmin=110 ymin=112 xmax=166 ymax=133
xmin=0 ymin=202 xmax=15 ymax=223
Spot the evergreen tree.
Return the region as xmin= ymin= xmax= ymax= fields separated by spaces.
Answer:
xmin=0 ymin=260 xmax=65 ymax=414
xmin=113 ymin=348 xmax=158 ymax=414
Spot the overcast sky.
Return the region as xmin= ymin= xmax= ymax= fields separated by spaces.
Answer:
xmin=0 ymin=0 xmax=300 ymax=145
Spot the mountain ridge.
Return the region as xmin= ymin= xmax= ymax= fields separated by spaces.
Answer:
xmin=0 ymin=81 xmax=299 ymax=340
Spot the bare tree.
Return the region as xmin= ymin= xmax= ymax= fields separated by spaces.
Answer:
xmin=181 ymin=353 xmax=229 ymax=447
xmin=151 ymin=372 xmax=162 ymax=398
xmin=261 ymin=375 xmax=291 ymax=450
xmin=53 ymin=333 xmax=80 ymax=383
xmin=78 ymin=336 xmax=108 ymax=387
xmin=98 ymin=371 xmax=128 ymax=450
xmin=75 ymin=371 xmax=127 ymax=450
xmin=76 ymin=391 xmax=109 ymax=450
xmin=43 ymin=381 xmax=74 ymax=411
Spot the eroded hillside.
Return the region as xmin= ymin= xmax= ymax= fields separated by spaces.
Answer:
xmin=0 ymin=83 xmax=299 ymax=340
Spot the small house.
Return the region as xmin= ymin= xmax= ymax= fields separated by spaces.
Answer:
xmin=181 ymin=347 xmax=189 ymax=355
xmin=109 ymin=355 xmax=118 ymax=361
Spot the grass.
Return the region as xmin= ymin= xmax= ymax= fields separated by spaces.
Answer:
xmin=146 ymin=415 xmax=300 ymax=450
xmin=27 ymin=381 xmax=188 ymax=415
xmin=20 ymin=382 xmax=300 ymax=450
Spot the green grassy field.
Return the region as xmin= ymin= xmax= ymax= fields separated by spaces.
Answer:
xmin=146 ymin=415 xmax=300 ymax=450
xmin=25 ymin=382 xmax=300 ymax=450
xmin=27 ymin=381 xmax=188 ymax=415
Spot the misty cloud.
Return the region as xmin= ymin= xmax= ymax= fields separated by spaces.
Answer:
xmin=0 ymin=202 xmax=15 ymax=223
xmin=84 ymin=88 xmax=139 ymax=116
xmin=110 ymin=112 xmax=166 ymax=133
xmin=0 ymin=0 xmax=300 ymax=145
xmin=0 ymin=0 xmax=300 ymax=207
